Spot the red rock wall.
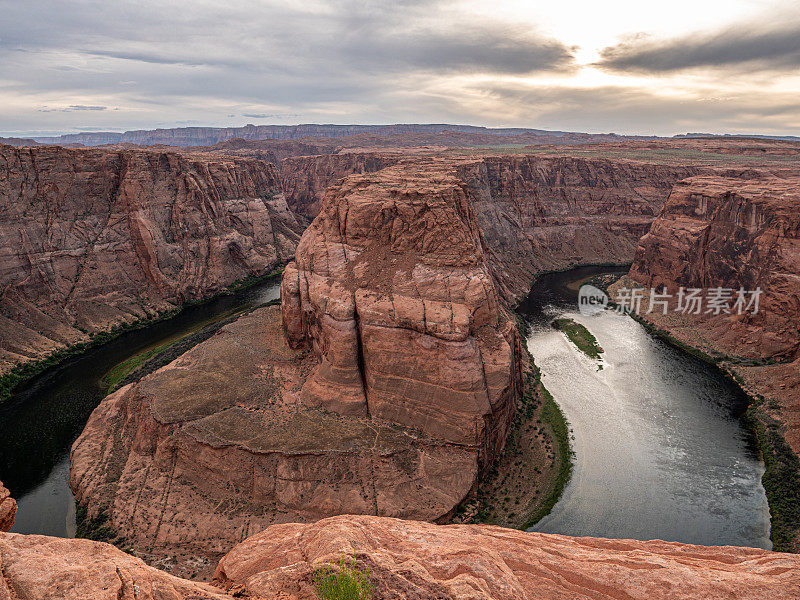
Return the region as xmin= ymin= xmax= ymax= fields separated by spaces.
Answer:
xmin=0 ymin=480 xmax=16 ymax=532
xmin=0 ymin=144 xmax=305 ymax=373
xmin=280 ymin=152 xmax=398 ymax=217
xmin=457 ymin=156 xmax=704 ymax=301
xmin=629 ymin=175 xmax=800 ymax=360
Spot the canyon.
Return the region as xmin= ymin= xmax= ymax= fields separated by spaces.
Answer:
xmin=614 ymin=172 xmax=800 ymax=549
xmin=1 ymin=135 xmax=800 ymax=597
xmin=0 ymin=145 xmax=304 ymax=375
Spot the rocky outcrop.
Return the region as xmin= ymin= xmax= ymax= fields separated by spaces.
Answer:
xmin=0 ymin=532 xmax=234 ymax=600
xmin=281 ymin=161 xmax=522 ymax=462
xmin=216 ymin=515 xmax=800 ymax=600
xmin=0 ymin=144 xmax=304 ymax=374
xmin=70 ymin=306 xmax=478 ymax=579
xmin=629 ymin=175 xmax=800 ymax=361
xmin=0 ymin=481 xmax=15 ymax=532
xmin=3 ymin=517 xmax=798 ymax=600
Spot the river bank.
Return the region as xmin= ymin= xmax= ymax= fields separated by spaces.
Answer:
xmin=0 ymin=273 xmax=283 ymax=537
xmin=607 ymin=276 xmax=800 ymax=552
xmin=0 ymin=264 xmax=287 ymax=405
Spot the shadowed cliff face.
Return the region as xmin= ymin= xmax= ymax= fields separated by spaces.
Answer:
xmin=0 ymin=144 xmax=305 ymax=373
xmin=456 ymin=156 xmax=705 ymax=301
xmin=280 ymin=153 xmax=398 ymax=217
xmin=629 ymin=174 xmax=800 ymax=361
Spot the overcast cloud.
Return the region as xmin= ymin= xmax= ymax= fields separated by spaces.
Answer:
xmin=1 ymin=0 xmax=799 ymax=137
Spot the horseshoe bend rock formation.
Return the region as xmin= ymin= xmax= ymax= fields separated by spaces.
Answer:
xmin=0 ymin=481 xmax=15 ymax=532
xmin=281 ymin=161 xmax=522 ymax=459
xmin=70 ymin=305 xmax=481 ymax=579
xmin=0 ymin=144 xmax=304 ymax=374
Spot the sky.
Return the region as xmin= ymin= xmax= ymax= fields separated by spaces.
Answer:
xmin=1 ymin=0 xmax=799 ymax=137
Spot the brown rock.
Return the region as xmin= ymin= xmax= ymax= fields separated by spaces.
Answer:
xmin=629 ymin=174 xmax=800 ymax=360
xmin=0 ymin=481 xmax=16 ymax=532
xmin=0 ymin=532 xmax=235 ymax=600
xmin=215 ymin=514 xmax=800 ymax=600
xmin=0 ymin=144 xmax=304 ymax=374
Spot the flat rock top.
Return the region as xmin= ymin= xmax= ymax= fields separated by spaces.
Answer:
xmin=217 ymin=515 xmax=800 ymax=600
xmin=141 ymin=305 xmax=423 ymax=453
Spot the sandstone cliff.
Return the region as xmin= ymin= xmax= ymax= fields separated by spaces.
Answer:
xmin=3 ymin=515 xmax=797 ymax=600
xmin=0 ymin=144 xmax=304 ymax=374
xmin=281 ymin=162 xmax=522 ymax=462
xmin=280 ymin=153 xmax=398 ymax=217
xmin=0 ymin=481 xmax=15 ymax=532
xmin=629 ymin=174 xmax=800 ymax=361
xmin=456 ymin=155 xmax=704 ymax=301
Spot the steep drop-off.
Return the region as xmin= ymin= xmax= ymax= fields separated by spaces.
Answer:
xmin=0 ymin=144 xmax=305 ymax=374
xmin=70 ymin=306 xmax=481 ymax=578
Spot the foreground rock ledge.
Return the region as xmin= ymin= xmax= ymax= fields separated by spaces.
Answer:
xmin=2 ymin=516 xmax=798 ymax=600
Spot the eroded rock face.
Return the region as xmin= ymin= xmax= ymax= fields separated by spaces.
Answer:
xmin=215 ymin=515 xmax=800 ymax=600
xmin=0 ymin=144 xmax=304 ymax=374
xmin=70 ymin=306 xmax=478 ymax=579
xmin=280 ymin=153 xmax=397 ymax=217
xmin=281 ymin=162 xmax=522 ymax=461
xmin=0 ymin=481 xmax=15 ymax=532
xmin=629 ymin=175 xmax=800 ymax=360
xmin=0 ymin=533 xmax=234 ymax=600
xmin=457 ymin=156 xmax=705 ymax=301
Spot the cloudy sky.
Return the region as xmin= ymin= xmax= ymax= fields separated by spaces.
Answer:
xmin=1 ymin=0 xmax=799 ymax=137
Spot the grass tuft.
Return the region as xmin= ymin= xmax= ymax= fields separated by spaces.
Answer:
xmin=313 ymin=555 xmax=372 ymax=600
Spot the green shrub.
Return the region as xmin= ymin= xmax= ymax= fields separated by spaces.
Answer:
xmin=313 ymin=555 xmax=372 ymax=600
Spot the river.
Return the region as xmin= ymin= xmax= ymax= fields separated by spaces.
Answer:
xmin=519 ymin=267 xmax=772 ymax=549
xmin=0 ymin=277 xmax=281 ymax=538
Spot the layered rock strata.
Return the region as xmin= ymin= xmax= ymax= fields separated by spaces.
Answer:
xmin=3 ymin=516 xmax=799 ymax=599
xmin=281 ymin=162 xmax=522 ymax=464
xmin=0 ymin=144 xmax=304 ymax=373
xmin=216 ymin=515 xmax=800 ymax=600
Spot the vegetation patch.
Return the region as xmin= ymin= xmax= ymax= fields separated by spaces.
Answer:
xmin=453 ymin=315 xmax=574 ymax=530
xmin=553 ymin=318 xmax=603 ymax=360
xmin=313 ymin=555 xmax=372 ymax=600
xmin=748 ymin=406 xmax=800 ymax=552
